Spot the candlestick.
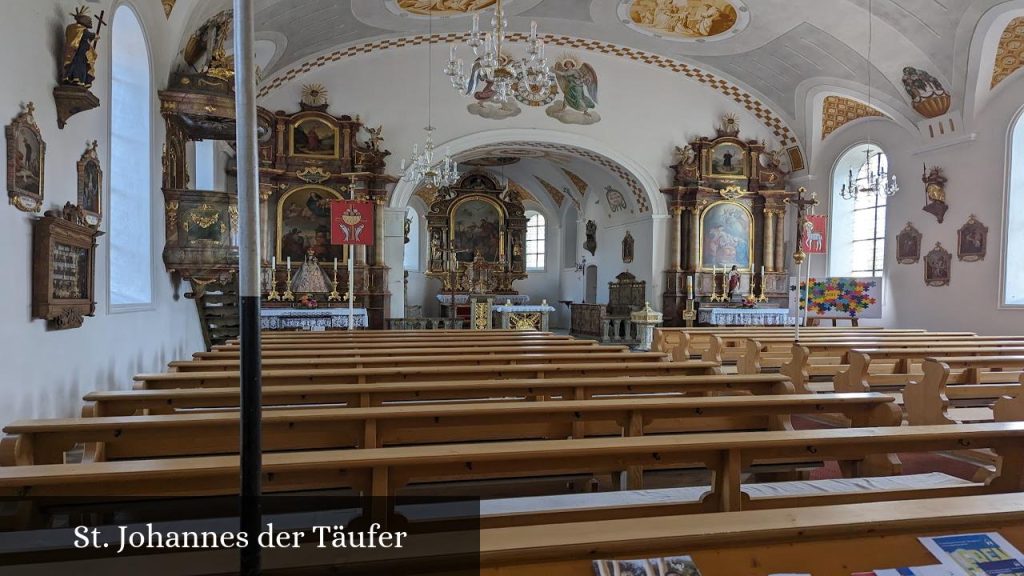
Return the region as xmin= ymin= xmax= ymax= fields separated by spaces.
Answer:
xmin=287 ymin=256 xmax=291 ymax=270
xmin=266 ymin=262 xmax=281 ymax=301
xmin=686 ymin=275 xmax=693 ymax=300
xmin=334 ymin=257 xmax=338 ymax=273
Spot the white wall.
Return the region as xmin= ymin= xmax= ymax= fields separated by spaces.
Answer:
xmin=0 ymin=0 xmax=203 ymax=426
xmin=810 ymin=71 xmax=1024 ymax=334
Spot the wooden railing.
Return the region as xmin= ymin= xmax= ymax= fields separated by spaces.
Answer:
xmin=385 ymin=318 xmax=465 ymax=330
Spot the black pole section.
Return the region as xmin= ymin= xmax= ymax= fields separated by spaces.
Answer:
xmin=233 ymin=0 xmax=262 ymax=574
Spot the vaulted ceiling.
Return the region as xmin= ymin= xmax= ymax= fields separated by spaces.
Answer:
xmin=178 ymin=0 xmax=1018 ymax=149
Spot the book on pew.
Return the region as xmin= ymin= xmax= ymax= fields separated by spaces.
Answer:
xmin=869 ymin=567 xmax=956 ymax=575
xmin=919 ymin=533 xmax=1024 ymax=576
xmin=592 ymin=555 xmax=702 ymax=575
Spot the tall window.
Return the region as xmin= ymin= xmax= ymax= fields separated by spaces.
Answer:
xmin=404 ymin=207 xmax=420 ymax=271
xmin=1004 ymin=109 xmax=1024 ymax=306
xmin=829 ymin=144 xmax=888 ymax=278
xmin=109 ymin=6 xmax=152 ymax=306
xmin=525 ymin=210 xmax=546 ymax=271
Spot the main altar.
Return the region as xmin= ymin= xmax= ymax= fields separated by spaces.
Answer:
xmin=661 ymin=116 xmax=795 ymax=326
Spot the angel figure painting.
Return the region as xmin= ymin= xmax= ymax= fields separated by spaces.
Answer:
xmin=546 ymin=54 xmax=600 ymax=125
xmin=396 ymin=0 xmax=497 ymax=15
xmin=627 ymin=0 xmax=740 ymax=40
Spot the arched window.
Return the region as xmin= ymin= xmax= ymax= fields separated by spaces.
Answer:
xmin=829 ymin=144 xmax=888 ymax=278
xmin=109 ymin=6 xmax=152 ymax=307
xmin=403 ymin=206 xmax=420 ymax=271
xmin=1003 ymin=109 xmax=1024 ymax=306
xmin=525 ymin=210 xmax=546 ymax=271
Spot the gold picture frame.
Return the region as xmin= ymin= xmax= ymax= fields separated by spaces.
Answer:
xmin=6 ymin=102 xmax=45 ymax=212
xmin=705 ymin=141 xmax=748 ymax=180
xmin=924 ymin=242 xmax=951 ymax=287
xmin=448 ymin=194 xmax=507 ymax=265
xmin=288 ymin=115 xmax=340 ymax=159
xmin=956 ymin=214 xmax=987 ymax=262
xmin=76 ymin=140 xmax=102 ymax=226
xmin=276 ymin=185 xmax=346 ymax=262
xmin=698 ymin=200 xmax=753 ymax=271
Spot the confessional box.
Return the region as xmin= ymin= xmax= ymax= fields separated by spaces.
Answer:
xmin=32 ymin=213 xmax=102 ymax=330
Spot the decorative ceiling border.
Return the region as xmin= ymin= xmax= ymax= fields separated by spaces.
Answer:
xmin=258 ymin=32 xmax=800 ymax=148
xmin=992 ymin=17 xmax=1024 ymax=89
xmin=821 ymin=95 xmax=885 ymax=140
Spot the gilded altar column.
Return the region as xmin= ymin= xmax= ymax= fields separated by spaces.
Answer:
xmin=688 ymin=207 xmax=699 ymax=270
xmin=763 ymin=209 xmax=776 ymax=273
xmin=671 ymin=206 xmax=683 ymax=271
xmin=374 ymin=196 xmax=386 ymax=265
xmin=774 ymin=209 xmax=786 ymax=272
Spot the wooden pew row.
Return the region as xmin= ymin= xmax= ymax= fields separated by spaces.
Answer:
xmin=729 ymin=334 xmax=1000 ymax=370
xmin=211 ymin=339 xmax=594 ymax=353
xmin=652 ymin=328 xmax=934 ymax=361
xmin=1 ymin=393 xmax=898 ymax=465
xmin=781 ymin=341 xmax=1024 ymax=392
xmin=0 ymin=424 xmax=1020 ymax=529
xmin=85 ymin=374 xmax=796 ymax=417
xmin=904 ymin=356 xmax=1024 ymax=425
xmin=835 ymin=348 xmax=1024 ymax=396
xmin=132 ymin=361 xmax=721 ymax=390
xmin=468 ymin=495 xmax=1024 ymax=576
xmin=192 ymin=342 xmax=615 ymax=361
xmin=230 ymin=332 xmax=574 ymax=346
xmin=168 ymin=351 xmax=669 ymax=373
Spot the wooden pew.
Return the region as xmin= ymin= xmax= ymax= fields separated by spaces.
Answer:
xmin=211 ymin=339 xmax=596 ymax=353
xmin=2 ymin=393 xmax=898 ymax=465
xmin=168 ymin=351 xmax=669 ymax=373
xmin=192 ymin=342 xmax=615 ymax=361
xmin=132 ymin=361 xmax=721 ymax=390
xmin=652 ymin=328 xmax=932 ymax=361
xmin=85 ymin=374 xmax=796 ymax=417
xmin=0 ymin=424 xmax=1020 ymax=528
xmin=781 ymin=340 xmax=1024 ymax=392
xmin=835 ymin=348 xmax=1024 ymax=396
xmin=232 ymin=332 xmax=574 ymax=346
xmin=903 ymin=356 xmax=1024 ymax=425
xmin=469 ymin=495 xmax=1024 ymax=575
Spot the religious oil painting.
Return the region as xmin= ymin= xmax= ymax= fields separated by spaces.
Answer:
xmin=700 ymin=201 xmax=751 ymax=270
xmin=957 ymin=214 xmax=988 ymax=262
xmin=924 ymin=242 xmax=951 ymax=287
xmin=708 ymin=142 xmax=746 ymax=178
xmin=77 ymin=140 xmax=101 ymax=225
xmin=6 ymin=103 xmax=45 ymax=212
xmin=277 ymin=187 xmax=344 ymax=262
xmin=622 ymin=0 xmax=746 ymax=43
xmin=896 ymin=222 xmax=922 ymax=264
xmin=452 ymin=197 xmax=503 ymax=264
xmin=392 ymin=0 xmax=498 ymax=16
xmin=290 ymin=117 xmax=339 ymax=158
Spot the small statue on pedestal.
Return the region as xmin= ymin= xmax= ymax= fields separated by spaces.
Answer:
xmin=62 ymin=6 xmax=104 ymax=88
xmin=726 ymin=265 xmax=741 ymax=301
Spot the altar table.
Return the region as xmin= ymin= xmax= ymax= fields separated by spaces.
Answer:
xmin=492 ymin=304 xmax=555 ymax=331
xmin=260 ymin=307 xmax=368 ymax=331
xmin=698 ymin=307 xmax=792 ymax=327
xmin=437 ymin=294 xmax=530 ymax=306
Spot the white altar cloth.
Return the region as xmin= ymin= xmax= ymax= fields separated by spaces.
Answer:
xmin=698 ymin=307 xmax=793 ymax=327
xmin=260 ymin=307 xmax=368 ymax=331
xmin=493 ymin=304 xmax=555 ymax=313
xmin=437 ymin=294 xmax=530 ymax=305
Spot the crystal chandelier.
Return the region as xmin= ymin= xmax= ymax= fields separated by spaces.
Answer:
xmin=443 ymin=0 xmax=554 ymax=104
xmin=840 ymin=147 xmax=898 ymax=200
xmin=401 ymin=10 xmax=458 ymax=189
xmin=842 ymin=0 xmax=898 ymax=201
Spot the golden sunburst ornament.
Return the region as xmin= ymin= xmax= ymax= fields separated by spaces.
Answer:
xmin=301 ymin=84 xmax=329 ymax=108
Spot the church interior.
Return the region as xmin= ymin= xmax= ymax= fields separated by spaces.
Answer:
xmin=2 ymin=0 xmax=1024 ymax=574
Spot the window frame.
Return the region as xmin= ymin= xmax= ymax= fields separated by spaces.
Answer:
xmin=1000 ymin=105 xmax=1024 ymax=309
xmin=828 ymin=143 xmax=889 ymax=279
xmin=524 ymin=210 xmax=547 ymax=272
xmin=106 ymin=2 xmax=156 ymax=314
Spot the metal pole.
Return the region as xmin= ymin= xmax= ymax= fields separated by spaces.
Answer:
xmin=803 ymin=254 xmax=812 ymax=327
xmin=348 ymin=186 xmax=356 ymax=331
xmin=233 ymin=1 xmax=262 ymax=574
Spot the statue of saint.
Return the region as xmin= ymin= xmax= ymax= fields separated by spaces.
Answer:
xmin=726 ymin=265 xmax=741 ymax=298
xmin=62 ymin=6 xmax=104 ymax=88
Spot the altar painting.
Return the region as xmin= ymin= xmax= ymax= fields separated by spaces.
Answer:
xmin=708 ymin=142 xmax=747 ymax=178
xmin=700 ymin=201 xmax=751 ymax=270
xmin=277 ymin=186 xmax=344 ymax=262
xmin=452 ymin=197 xmax=503 ymax=264
xmin=290 ymin=117 xmax=339 ymax=158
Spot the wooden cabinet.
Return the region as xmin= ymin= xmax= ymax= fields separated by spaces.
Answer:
xmin=32 ymin=203 xmax=103 ymax=330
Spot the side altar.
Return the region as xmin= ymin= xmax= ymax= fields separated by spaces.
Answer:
xmin=661 ymin=115 xmax=795 ymax=326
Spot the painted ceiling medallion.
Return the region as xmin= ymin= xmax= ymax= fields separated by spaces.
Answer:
xmin=620 ymin=0 xmax=749 ymax=43
xmin=389 ymin=0 xmax=501 ymax=17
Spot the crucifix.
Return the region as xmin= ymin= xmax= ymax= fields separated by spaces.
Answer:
xmin=784 ymin=187 xmax=818 ymax=338
xmin=439 ymin=239 xmax=471 ymax=326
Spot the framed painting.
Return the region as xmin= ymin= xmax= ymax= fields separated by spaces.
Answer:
xmin=896 ymin=222 xmax=922 ymax=264
xmin=77 ymin=140 xmax=101 ymax=226
xmin=924 ymin=242 xmax=951 ymax=287
xmin=450 ymin=196 xmax=505 ymax=264
xmin=289 ymin=116 xmax=339 ymax=159
xmin=707 ymin=141 xmax=747 ymax=178
xmin=276 ymin=185 xmax=345 ymax=262
xmin=957 ymin=214 xmax=987 ymax=262
xmin=6 ymin=102 xmax=45 ymax=212
xmin=699 ymin=201 xmax=752 ymax=271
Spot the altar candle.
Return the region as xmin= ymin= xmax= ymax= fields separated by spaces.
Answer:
xmin=271 ymin=256 xmax=276 ymax=270
xmin=761 ymin=265 xmax=765 ymax=278
xmin=686 ymin=275 xmax=693 ymax=300
xmin=287 ymin=256 xmax=291 ymax=270
xmin=334 ymin=257 xmax=338 ymax=273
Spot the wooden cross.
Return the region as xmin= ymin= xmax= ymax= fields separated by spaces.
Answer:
xmin=784 ymin=187 xmax=818 ymax=265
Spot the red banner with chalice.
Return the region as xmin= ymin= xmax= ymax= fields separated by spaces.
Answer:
xmin=330 ymin=200 xmax=374 ymax=246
